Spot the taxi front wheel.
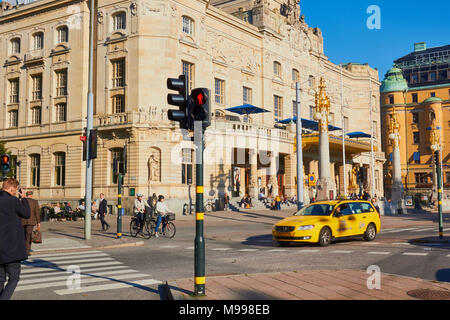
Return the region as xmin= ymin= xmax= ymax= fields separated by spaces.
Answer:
xmin=363 ymin=223 xmax=377 ymax=241
xmin=318 ymin=227 xmax=332 ymax=247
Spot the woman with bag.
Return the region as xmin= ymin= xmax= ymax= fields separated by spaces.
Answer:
xmin=21 ymin=191 xmax=41 ymax=255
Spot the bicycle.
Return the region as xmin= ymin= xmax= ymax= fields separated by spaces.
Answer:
xmin=204 ymin=199 xmax=216 ymax=212
xmin=130 ymin=213 xmax=152 ymax=239
xmin=148 ymin=213 xmax=176 ymax=238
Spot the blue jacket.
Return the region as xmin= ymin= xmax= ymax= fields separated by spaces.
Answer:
xmin=0 ymin=190 xmax=30 ymax=264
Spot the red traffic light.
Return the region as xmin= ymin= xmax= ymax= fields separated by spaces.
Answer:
xmin=2 ymin=155 xmax=9 ymax=163
xmin=194 ymin=92 xmax=205 ymax=105
xmin=80 ymin=136 xmax=87 ymax=142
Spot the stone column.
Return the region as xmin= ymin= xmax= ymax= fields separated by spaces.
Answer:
xmin=389 ymin=107 xmax=405 ymax=213
xmin=249 ymin=149 xmax=258 ymax=198
xmin=269 ymin=151 xmax=279 ymax=197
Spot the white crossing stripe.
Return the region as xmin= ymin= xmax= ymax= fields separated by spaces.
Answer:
xmin=392 ymin=243 xmax=412 ymax=246
xmin=411 ymin=228 xmax=436 ymax=232
xmin=402 ymin=252 xmax=429 ymax=256
xmin=296 ymin=250 xmax=320 ymax=253
xmin=159 ymin=245 xmax=179 ymax=249
xmin=29 ymin=250 xmax=103 ymax=259
xmin=20 ymin=266 xmax=128 ymax=279
xmin=27 ymin=252 xmax=109 ymax=262
xmin=23 ymin=257 xmax=115 ymax=268
xmin=16 ymin=273 xmax=149 ymax=292
xmin=368 ymin=252 xmax=391 ymax=255
xmin=237 ymin=249 xmax=259 ymax=252
xmin=55 ymin=279 xmax=162 ymax=295
xmin=21 ymin=261 xmax=123 ymax=274
xmin=267 ymin=249 xmax=287 ymax=252
xmin=211 ymin=248 xmax=232 ymax=251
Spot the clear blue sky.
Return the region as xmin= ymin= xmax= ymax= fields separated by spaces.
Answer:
xmin=301 ymin=0 xmax=450 ymax=80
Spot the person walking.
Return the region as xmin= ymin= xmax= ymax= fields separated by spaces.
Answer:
xmin=21 ymin=191 xmax=40 ymax=256
xmin=0 ymin=178 xmax=30 ymax=300
xmin=224 ymin=193 xmax=230 ymax=211
xmin=154 ymin=195 xmax=172 ymax=238
xmin=98 ymin=193 xmax=110 ymax=231
xmin=275 ymin=194 xmax=281 ymax=211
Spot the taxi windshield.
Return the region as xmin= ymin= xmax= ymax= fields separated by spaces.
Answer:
xmin=294 ymin=204 xmax=334 ymax=217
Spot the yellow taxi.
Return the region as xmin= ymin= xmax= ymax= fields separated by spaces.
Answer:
xmin=272 ymin=200 xmax=381 ymax=246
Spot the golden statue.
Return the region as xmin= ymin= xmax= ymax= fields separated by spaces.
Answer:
xmin=389 ymin=107 xmax=400 ymax=147
xmin=348 ymin=166 xmax=358 ymax=192
xmin=314 ymin=77 xmax=331 ymax=132
xmin=430 ymin=122 xmax=440 ymax=150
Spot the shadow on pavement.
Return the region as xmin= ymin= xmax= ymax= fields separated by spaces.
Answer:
xmin=407 ymin=236 xmax=450 ymax=250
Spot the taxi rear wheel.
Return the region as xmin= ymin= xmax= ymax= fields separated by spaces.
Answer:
xmin=363 ymin=223 xmax=377 ymax=241
xmin=318 ymin=227 xmax=332 ymax=247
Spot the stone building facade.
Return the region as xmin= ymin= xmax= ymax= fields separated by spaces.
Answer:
xmin=0 ymin=0 xmax=384 ymax=213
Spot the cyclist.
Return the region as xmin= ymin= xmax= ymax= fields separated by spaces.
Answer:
xmin=134 ymin=193 xmax=150 ymax=233
xmin=154 ymin=195 xmax=172 ymax=237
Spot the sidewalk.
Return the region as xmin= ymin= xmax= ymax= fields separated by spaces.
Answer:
xmin=167 ymin=269 xmax=450 ymax=300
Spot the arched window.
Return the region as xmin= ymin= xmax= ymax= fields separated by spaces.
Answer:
xmin=273 ymin=61 xmax=282 ymax=77
xmin=57 ymin=26 xmax=69 ymax=43
xmin=30 ymin=154 xmax=40 ymax=187
xmin=112 ymin=12 xmax=126 ymax=31
xmin=308 ymin=75 xmax=315 ymax=88
xmin=182 ymin=16 xmax=194 ymax=35
xmin=111 ymin=148 xmax=124 ymax=184
xmin=10 ymin=38 xmax=21 ymax=55
xmin=33 ymin=32 xmax=44 ymax=50
xmin=54 ymin=152 xmax=66 ymax=186
xmin=292 ymin=69 xmax=299 ymax=82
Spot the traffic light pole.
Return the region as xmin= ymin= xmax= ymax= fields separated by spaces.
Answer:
xmin=296 ymin=82 xmax=304 ymax=210
xmin=194 ymin=121 xmax=206 ymax=296
xmin=435 ymin=151 xmax=444 ymax=239
xmin=117 ymin=173 xmax=123 ymax=239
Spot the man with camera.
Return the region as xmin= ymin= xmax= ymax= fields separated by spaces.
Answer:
xmin=0 ymin=178 xmax=30 ymax=300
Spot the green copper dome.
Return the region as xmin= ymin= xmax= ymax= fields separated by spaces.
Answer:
xmin=423 ymin=96 xmax=443 ymax=104
xmin=380 ymin=66 xmax=409 ymax=93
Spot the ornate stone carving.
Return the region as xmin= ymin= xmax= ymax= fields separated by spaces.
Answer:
xmin=97 ymin=10 xmax=104 ymax=24
xmin=130 ymin=2 xmax=137 ymax=16
xmin=148 ymin=148 xmax=161 ymax=182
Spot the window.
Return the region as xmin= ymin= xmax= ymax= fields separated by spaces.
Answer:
xmin=57 ymin=26 xmax=69 ymax=43
xmin=33 ymin=32 xmax=44 ymax=50
xmin=181 ymin=148 xmax=193 ymax=185
xmin=329 ymin=112 xmax=335 ymax=125
xmin=9 ymin=78 xmax=19 ymax=104
xmin=113 ymin=12 xmax=126 ymax=30
xmin=112 ymin=95 xmax=125 ymax=113
xmin=439 ymin=70 xmax=448 ymax=81
xmin=344 ymin=116 xmax=349 ymax=131
xmin=446 ymin=172 xmax=450 ymax=184
xmin=309 ymin=106 xmax=315 ymax=120
xmin=182 ymin=16 xmax=194 ymax=35
xmin=30 ymin=154 xmax=40 ymax=187
xmin=308 ymin=75 xmax=315 ymax=88
xmin=412 ymin=93 xmax=418 ymax=103
xmin=182 ymin=61 xmax=194 ymax=92
xmin=11 ymin=38 xmax=21 ymax=54
xmin=55 ymin=69 xmax=68 ymax=96
xmin=31 ymin=74 xmax=42 ymax=101
xmin=429 ymin=72 xmax=437 ymax=81
xmin=413 ymin=132 xmax=420 ymax=144
xmin=214 ymin=78 xmax=225 ymax=105
xmin=413 ymin=152 xmax=421 ymax=164
xmin=274 ymin=95 xmax=283 ymax=122
xmin=412 ymin=113 xmax=419 ymax=124
xmin=55 ymin=103 xmax=67 ymax=122
xmin=273 ymin=61 xmax=281 ymax=77
xmin=292 ymin=69 xmax=299 ymax=82
xmin=111 ymin=148 xmax=124 ymax=184
xmin=112 ymin=59 xmax=125 ymax=88
xmin=420 ymin=72 xmax=428 ymax=83
xmin=412 ymin=74 xmax=418 ymax=83
xmin=31 ymin=107 xmax=41 ymax=125
xmin=415 ymin=173 xmax=428 ymax=184
xmin=430 ymin=92 xmax=436 ymax=97
xmin=243 ymin=87 xmax=252 ymax=105
xmin=54 ymin=153 xmax=66 ymax=186
xmin=9 ymin=110 xmax=18 ymax=128
xmin=388 ymin=95 xmax=394 ymax=104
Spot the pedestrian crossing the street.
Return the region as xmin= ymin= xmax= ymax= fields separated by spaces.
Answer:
xmin=19 ymin=250 xmax=161 ymax=295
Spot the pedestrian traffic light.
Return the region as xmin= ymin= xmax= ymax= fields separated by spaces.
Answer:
xmin=190 ymin=88 xmax=210 ymax=129
xmin=89 ymin=129 xmax=98 ymax=160
xmin=167 ymin=75 xmax=190 ymax=130
xmin=1 ymin=154 xmax=11 ymax=175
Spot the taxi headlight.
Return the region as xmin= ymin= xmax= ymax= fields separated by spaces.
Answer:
xmin=297 ymin=225 xmax=314 ymax=231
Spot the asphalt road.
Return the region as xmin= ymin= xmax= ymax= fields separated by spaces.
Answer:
xmin=13 ymin=217 xmax=450 ymax=300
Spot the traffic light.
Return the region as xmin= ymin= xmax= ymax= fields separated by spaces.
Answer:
xmin=190 ymin=88 xmax=210 ymax=129
xmin=1 ymin=154 xmax=11 ymax=175
xmin=167 ymin=75 xmax=190 ymax=130
xmin=89 ymin=129 xmax=98 ymax=160
xmin=81 ymin=134 xmax=87 ymax=161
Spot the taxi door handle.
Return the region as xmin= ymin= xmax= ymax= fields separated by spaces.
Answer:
xmin=362 ymin=216 xmax=367 ymax=219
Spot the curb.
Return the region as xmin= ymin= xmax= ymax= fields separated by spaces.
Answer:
xmin=166 ymin=280 xmax=197 ymax=300
xmin=30 ymin=240 xmax=145 ymax=256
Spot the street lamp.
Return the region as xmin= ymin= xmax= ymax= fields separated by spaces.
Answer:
xmin=430 ymin=122 xmax=444 ymax=239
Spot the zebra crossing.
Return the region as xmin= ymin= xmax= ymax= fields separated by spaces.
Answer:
xmin=19 ymin=250 xmax=161 ymax=296
xmin=379 ymin=226 xmax=450 ymax=234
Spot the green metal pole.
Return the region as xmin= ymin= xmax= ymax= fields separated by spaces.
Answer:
xmin=436 ymin=151 xmax=444 ymax=239
xmin=194 ymin=123 xmax=205 ymax=296
xmin=117 ymin=173 xmax=123 ymax=239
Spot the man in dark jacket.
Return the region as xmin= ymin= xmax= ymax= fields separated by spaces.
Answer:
xmin=0 ymin=178 xmax=30 ymax=300
xmin=98 ymin=193 xmax=110 ymax=231
xmin=21 ymin=191 xmax=40 ymax=256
